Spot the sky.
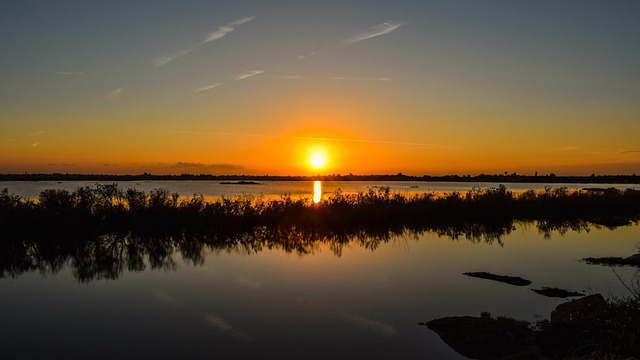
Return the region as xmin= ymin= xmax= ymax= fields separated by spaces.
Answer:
xmin=1 ymin=0 xmax=639 ymax=176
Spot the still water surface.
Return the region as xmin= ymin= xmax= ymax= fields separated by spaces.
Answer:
xmin=2 ymin=179 xmax=637 ymax=200
xmin=0 ymin=181 xmax=638 ymax=359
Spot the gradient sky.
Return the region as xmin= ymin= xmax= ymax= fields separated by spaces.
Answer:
xmin=1 ymin=0 xmax=639 ymax=176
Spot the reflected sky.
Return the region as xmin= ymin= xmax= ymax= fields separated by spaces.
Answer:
xmin=1 ymin=223 xmax=638 ymax=359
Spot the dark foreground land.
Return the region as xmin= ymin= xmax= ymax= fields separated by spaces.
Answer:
xmin=424 ymin=293 xmax=640 ymax=359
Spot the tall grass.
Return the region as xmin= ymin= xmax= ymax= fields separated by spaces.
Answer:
xmin=1 ymin=184 xmax=639 ymax=238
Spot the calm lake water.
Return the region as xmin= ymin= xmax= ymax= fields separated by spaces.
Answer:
xmin=1 ymin=179 xmax=638 ymax=201
xmin=1 ymin=181 xmax=639 ymax=359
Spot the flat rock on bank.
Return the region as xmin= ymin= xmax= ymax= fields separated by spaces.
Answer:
xmin=463 ymin=271 xmax=532 ymax=286
xmin=424 ymin=316 xmax=539 ymax=360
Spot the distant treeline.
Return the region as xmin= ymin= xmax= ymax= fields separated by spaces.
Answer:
xmin=1 ymin=172 xmax=639 ymax=183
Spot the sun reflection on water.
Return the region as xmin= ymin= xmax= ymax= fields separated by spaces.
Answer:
xmin=313 ymin=180 xmax=322 ymax=203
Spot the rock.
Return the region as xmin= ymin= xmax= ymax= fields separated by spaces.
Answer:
xmin=531 ymin=287 xmax=583 ymax=298
xmin=463 ymin=271 xmax=532 ymax=286
xmin=550 ymin=294 xmax=607 ymax=326
xmin=626 ymin=253 xmax=640 ymax=261
xmin=425 ymin=316 xmax=538 ymax=360
xmin=583 ymin=256 xmax=640 ymax=267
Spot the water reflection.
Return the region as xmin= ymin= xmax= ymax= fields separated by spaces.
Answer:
xmin=313 ymin=180 xmax=322 ymax=203
xmin=0 ymin=219 xmax=623 ymax=283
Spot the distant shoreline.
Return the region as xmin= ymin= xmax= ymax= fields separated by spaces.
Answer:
xmin=0 ymin=173 xmax=639 ymax=184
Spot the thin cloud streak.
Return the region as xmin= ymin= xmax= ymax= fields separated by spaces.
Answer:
xmin=154 ymin=49 xmax=192 ymax=66
xmin=27 ymin=131 xmax=45 ymax=136
xmin=298 ymin=21 xmax=404 ymax=60
xmin=557 ymin=146 xmax=579 ymax=151
xmin=330 ymin=76 xmax=391 ymax=81
xmin=154 ymin=16 xmax=255 ymax=66
xmin=56 ymin=71 xmax=85 ymax=75
xmin=174 ymin=162 xmax=243 ymax=170
xmin=195 ymin=82 xmax=224 ymax=92
xmin=195 ymin=70 xmax=264 ymax=92
xmin=620 ymin=150 xmax=640 ymax=154
xmin=148 ymin=130 xmax=442 ymax=148
xmin=341 ymin=21 xmax=404 ymax=47
xmin=203 ymin=16 xmax=255 ymax=42
xmin=105 ymin=88 xmax=122 ymax=99
xmin=232 ymin=70 xmax=264 ymax=81
xmin=263 ymin=75 xmax=305 ymax=80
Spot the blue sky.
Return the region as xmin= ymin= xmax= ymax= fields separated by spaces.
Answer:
xmin=1 ymin=1 xmax=639 ymax=175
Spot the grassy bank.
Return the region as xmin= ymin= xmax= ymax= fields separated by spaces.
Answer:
xmin=1 ymin=184 xmax=639 ymax=238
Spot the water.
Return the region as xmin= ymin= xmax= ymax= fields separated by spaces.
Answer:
xmin=1 ymin=179 xmax=637 ymax=201
xmin=0 ymin=181 xmax=639 ymax=359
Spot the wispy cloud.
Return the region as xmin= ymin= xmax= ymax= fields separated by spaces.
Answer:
xmin=31 ymin=142 xmax=40 ymax=147
xmin=27 ymin=131 xmax=45 ymax=136
xmin=341 ymin=21 xmax=405 ymax=47
xmin=203 ymin=16 xmax=255 ymax=42
xmin=56 ymin=71 xmax=85 ymax=75
xmin=105 ymin=88 xmax=122 ymax=99
xmin=154 ymin=16 xmax=255 ymax=66
xmin=265 ymin=75 xmax=390 ymax=81
xmin=330 ymin=76 xmax=391 ymax=81
xmin=195 ymin=70 xmax=264 ymax=92
xmin=1 ymin=138 xmax=14 ymax=143
xmin=620 ymin=150 xmax=640 ymax=154
xmin=195 ymin=82 xmax=224 ymax=92
xmin=298 ymin=21 xmax=404 ymax=60
xmin=558 ymin=146 xmax=579 ymax=151
xmin=232 ymin=70 xmax=264 ymax=81
xmin=174 ymin=162 xmax=244 ymax=171
xmin=154 ymin=49 xmax=193 ymax=66
xmin=264 ymin=75 xmax=305 ymax=80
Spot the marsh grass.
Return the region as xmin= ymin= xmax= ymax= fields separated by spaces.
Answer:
xmin=1 ymin=184 xmax=639 ymax=238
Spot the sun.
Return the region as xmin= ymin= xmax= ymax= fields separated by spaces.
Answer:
xmin=307 ymin=147 xmax=329 ymax=171
xmin=309 ymin=153 xmax=328 ymax=170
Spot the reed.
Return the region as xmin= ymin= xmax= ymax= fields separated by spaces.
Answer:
xmin=1 ymin=185 xmax=639 ymax=239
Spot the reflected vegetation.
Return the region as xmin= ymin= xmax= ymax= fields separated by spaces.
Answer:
xmin=1 ymin=184 xmax=639 ymax=282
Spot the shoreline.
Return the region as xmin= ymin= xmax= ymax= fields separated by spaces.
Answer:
xmin=1 ymin=173 xmax=639 ymax=184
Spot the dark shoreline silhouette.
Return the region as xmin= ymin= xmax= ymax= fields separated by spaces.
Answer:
xmin=2 ymin=184 xmax=639 ymax=239
xmin=1 ymin=172 xmax=639 ymax=184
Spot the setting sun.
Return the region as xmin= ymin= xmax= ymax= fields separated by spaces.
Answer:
xmin=309 ymin=152 xmax=328 ymax=170
xmin=307 ymin=146 xmax=329 ymax=171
